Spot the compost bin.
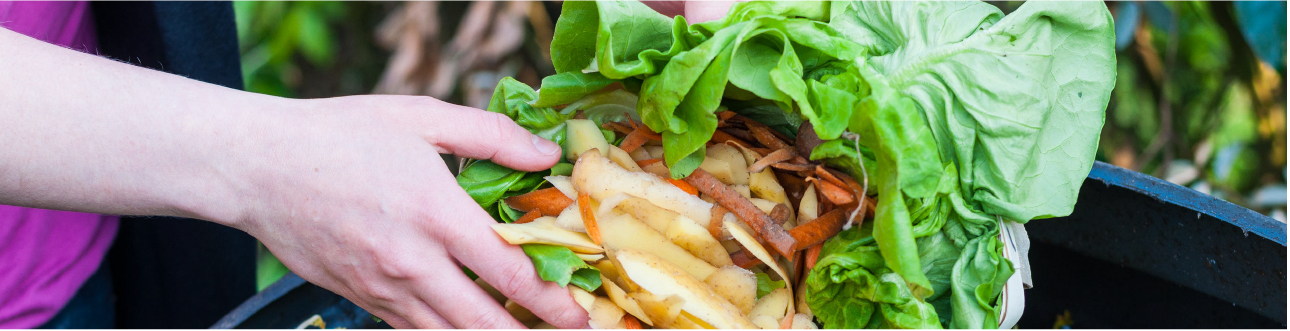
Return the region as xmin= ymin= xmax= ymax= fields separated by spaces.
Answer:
xmin=212 ymin=162 xmax=1287 ymax=329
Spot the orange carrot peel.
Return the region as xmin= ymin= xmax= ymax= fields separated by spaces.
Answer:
xmin=504 ymin=188 xmax=574 ymax=216
xmin=806 ymin=177 xmax=854 ymax=205
xmin=805 ymin=244 xmax=822 ymax=271
xmin=667 ymin=178 xmax=700 ymax=196
xmin=787 ymin=208 xmax=848 ymax=251
xmin=578 ymin=193 xmax=602 ymax=245
xmin=618 ymin=129 xmax=652 ymax=153
xmin=636 ymin=158 xmax=664 ymax=167
xmin=514 ymin=210 xmax=543 ymax=224
xmin=624 ymin=315 xmax=643 ymax=329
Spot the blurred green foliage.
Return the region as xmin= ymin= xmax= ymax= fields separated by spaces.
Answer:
xmin=236 ymin=1 xmax=342 ymax=97
xmin=234 ymin=1 xmax=391 ymax=98
xmin=1105 ymin=1 xmax=1285 ymax=213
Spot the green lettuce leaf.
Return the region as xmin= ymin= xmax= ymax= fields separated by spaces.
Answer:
xmin=520 ymin=244 xmax=602 ymax=292
xmin=916 ymin=230 xmax=963 ymax=326
xmin=843 ymin=63 xmax=945 ymax=294
xmin=552 ymin=1 xmax=700 ymax=79
xmin=456 ymin=160 xmax=527 ymax=207
xmin=829 ymin=0 xmax=1117 ymax=223
xmin=727 ymin=103 xmax=800 ymax=140
xmin=533 ymin=71 xmax=617 ymax=107
xmin=488 ymin=77 xmax=574 ymax=146
xmin=805 ymin=226 xmax=942 ymax=329
xmin=755 ymin=272 xmax=786 ymax=299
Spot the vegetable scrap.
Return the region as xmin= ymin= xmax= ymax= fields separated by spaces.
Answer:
xmin=458 ymin=0 xmax=1115 ymax=328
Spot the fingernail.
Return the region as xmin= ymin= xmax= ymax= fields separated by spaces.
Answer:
xmin=532 ymin=135 xmax=560 ymax=156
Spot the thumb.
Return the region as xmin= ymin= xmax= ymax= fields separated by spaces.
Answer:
xmin=685 ymin=0 xmax=738 ymax=23
xmin=642 ymin=1 xmax=685 ymax=17
xmin=423 ymin=102 xmax=562 ymax=172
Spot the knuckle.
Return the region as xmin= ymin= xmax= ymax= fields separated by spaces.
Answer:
xmin=549 ymin=302 xmax=590 ymax=328
xmin=402 ymin=95 xmax=445 ymax=112
xmin=361 ymin=283 xmax=398 ymax=305
xmin=493 ymin=259 xmax=541 ymax=300
xmin=477 ymin=111 xmax=518 ymax=143
xmin=376 ymin=259 xmax=413 ymax=281
xmin=351 ymin=272 xmax=399 ymax=305
xmin=462 ymin=308 xmax=514 ymax=329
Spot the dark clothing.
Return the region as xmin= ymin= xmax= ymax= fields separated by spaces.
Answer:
xmin=89 ymin=2 xmax=256 ymax=328
xmin=37 ymin=263 xmax=115 ymax=329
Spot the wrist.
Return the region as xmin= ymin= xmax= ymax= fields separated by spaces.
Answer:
xmin=170 ymin=93 xmax=308 ymax=231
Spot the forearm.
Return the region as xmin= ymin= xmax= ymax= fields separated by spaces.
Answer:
xmin=0 ymin=27 xmax=289 ymax=226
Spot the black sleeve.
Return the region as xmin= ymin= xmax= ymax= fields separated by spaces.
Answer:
xmin=92 ymin=2 xmax=255 ymax=328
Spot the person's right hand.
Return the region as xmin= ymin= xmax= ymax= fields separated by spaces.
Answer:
xmin=225 ymin=95 xmax=587 ymax=329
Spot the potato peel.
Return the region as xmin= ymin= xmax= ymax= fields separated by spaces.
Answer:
xmin=490 ymin=217 xmax=602 ymax=253
xmin=616 ymin=249 xmax=756 ymax=329
xmin=724 ymin=219 xmax=795 ymax=320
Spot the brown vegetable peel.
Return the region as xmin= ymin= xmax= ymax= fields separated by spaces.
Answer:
xmin=684 ymin=168 xmax=797 ymax=257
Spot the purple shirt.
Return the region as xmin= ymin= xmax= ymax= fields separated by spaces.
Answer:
xmin=0 ymin=2 xmax=120 ymax=328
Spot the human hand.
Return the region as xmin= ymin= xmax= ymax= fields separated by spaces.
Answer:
xmin=226 ymin=95 xmax=586 ymax=328
xmin=641 ymin=0 xmax=739 ymax=23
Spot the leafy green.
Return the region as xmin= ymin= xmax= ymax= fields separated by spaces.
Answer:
xmin=829 ymin=0 xmax=1117 ymax=222
xmin=456 ymin=160 xmax=527 ymax=207
xmin=916 ymin=231 xmax=963 ymax=326
xmin=488 ymin=77 xmax=574 ymax=146
xmin=497 ymin=201 xmax=525 ymax=224
xmin=840 ymin=65 xmax=947 ymax=294
xmin=805 ymin=226 xmax=942 ymax=329
xmin=534 ymin=71 xmax=617 ymax=107
xmin=548 ymin=162 xmax=574 ymax=177
xmin=945 ymin=223 xmax=1013 ymax=329
xmin=728 ymin=103 xmax=801 ymax=140
xmin=520 ymin=244 xmax=602 ymax=292
xmin=466 ymin=1 xmax=1117 ymax=328
xmin=755 ymin=272 xmax=786 ymax=299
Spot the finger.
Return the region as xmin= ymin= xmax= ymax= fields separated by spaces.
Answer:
xmin=685 ymin=0 xmax=738 ymax=23
xmin=642 ymin=0 xmax=685 ymax=17
xmin=422 ymin=101 xmax=561 ymax=172
xmin=439 ymin=188 xmax=589 ymax=329
xmin=371 ymin=307 xmax=444 ymax=329
xmin=414 ymin=259 xmax=526 ymax=329
xmin=378 ymin=314 xmax=414 ymax=329
xmin=404 ymin=297 xmax=456 ymax=329
xmin=340 ymin=283 xmax=452 ymax=329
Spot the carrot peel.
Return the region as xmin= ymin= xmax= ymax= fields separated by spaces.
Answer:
xmin=637 ymin=158 xmax=663 ymax=167
xmin=623 ymin=314 xmax=643 ymax=329
xmin=504 ymin=188 xmax=574 ymax=216
xmin=578 ymin=193 xmax=602 ymax=245
xmin=805 ymin=244 xmax=822 ymax=271
xmin=684 ymin=169 xmax=797 ymax=257
xmin=618 ymin=129 xmax=651 ymax=153
xmin=748 ymin=148 xmax=796 ymax=173
xmin=514 ymin=210 xmax=542 ymax=224
xmin=730 ymin=249 xmax=761 ymax=269
xmin=788 ymin=208 xmax=848 ymax=251
xmin=667 ymin=178 xmax=700 ymax=196
xmin=806 ymin=177 xmax=854 ymax=205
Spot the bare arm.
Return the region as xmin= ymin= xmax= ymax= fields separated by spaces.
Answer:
xmin=0 ymin=26 xmax=275 ymax=221
xmin=0 ymin=27 xmax=587 ymax=329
